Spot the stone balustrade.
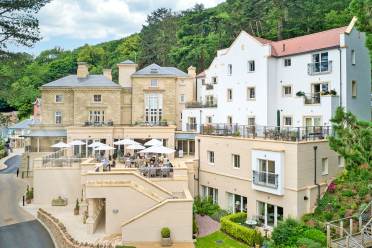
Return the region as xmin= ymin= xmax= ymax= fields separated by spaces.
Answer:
xmin=37 ymin=208 xmax=113 ymax=248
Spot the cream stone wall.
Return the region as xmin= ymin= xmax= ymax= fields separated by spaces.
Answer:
xmin=41 ymin=89 xmax=74 ymax=126
xmin=33 ymin=166 xmax=82 ymax=205
xmin=195 ymin=135 xmax=342 ymax=219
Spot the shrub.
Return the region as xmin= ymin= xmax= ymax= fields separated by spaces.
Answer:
xmin=193 ymin=216 xmax=198 ymax=234
xmin=303 ymin=229 xmax=326 ymax=246
xmin=193 ymin=196 xmax=220 ymax=216
xmin=271 ymin=218 xmax=308 ymax=247
xmin=210 ymin=209 xmax=229 ymax=222
xmin=297 ymin=237 xmax=323 ymax=248
xmin=327 ymin=182 xmax=336 ymax=193
xmin=341 ymin=190 xmax=354 ymax=197
xmin=161 ymin=227 xmax=170 ymax=238
xmin=220 ymin=212 xmax=262 ymax=246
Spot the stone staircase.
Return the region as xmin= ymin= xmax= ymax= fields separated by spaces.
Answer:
xmin=327 ymin=201 xmax=372 ymax=247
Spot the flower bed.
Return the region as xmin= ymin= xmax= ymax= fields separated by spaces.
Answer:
xmin=220 ymin=212 xmax=262 ymax=246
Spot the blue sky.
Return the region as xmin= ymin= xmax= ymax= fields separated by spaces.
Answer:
xmin=10 ymin=0 xmax=224 ymax=55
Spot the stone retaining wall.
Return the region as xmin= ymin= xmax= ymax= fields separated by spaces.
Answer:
xmin=37 ymin=208 xmax=114 ymax=248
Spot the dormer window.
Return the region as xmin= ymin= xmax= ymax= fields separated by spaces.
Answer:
xmin=93 ymin=95 xmax=101 ymax=102
xmin=150 ymin=79 xmax=158 ymax=87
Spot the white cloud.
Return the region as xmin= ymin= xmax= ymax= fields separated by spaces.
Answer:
xmin=38 ymin=0 xmax=224 ymax=40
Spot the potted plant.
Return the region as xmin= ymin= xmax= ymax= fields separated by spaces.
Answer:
xmin=296 ymin=91 xmax=305 ymax=97
xmin=25 ymin=186 xmax=32 ymax=204
xmin=161 ymin=227 xmax=172 ymax=246
xmin=74 ymin=198 xmax=80 ymax=215
xmin=330 ymin=89 xmax=337 ymax=96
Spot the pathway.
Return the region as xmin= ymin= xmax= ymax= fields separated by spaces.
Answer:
xmin=195 ymin=214 xmax=220 ymax=237
xmin=0 ymin=154 xmax=54 ymax=248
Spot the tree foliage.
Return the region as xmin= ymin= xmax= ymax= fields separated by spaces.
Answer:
xmin=0 ymin=0 xmax=50 ymax=54
xmin=328 ymin=107 xmax=372 ymax=169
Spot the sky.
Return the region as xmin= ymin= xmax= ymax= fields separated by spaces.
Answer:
xmin=11 ymin=0 xmax=224 ymax=55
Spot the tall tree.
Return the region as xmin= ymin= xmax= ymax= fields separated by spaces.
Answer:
xmin=0 ymin=0 xmax=50 ymax=54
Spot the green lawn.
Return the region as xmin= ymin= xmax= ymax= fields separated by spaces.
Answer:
xmin=195 ymin=231 xmax=248 ymax=248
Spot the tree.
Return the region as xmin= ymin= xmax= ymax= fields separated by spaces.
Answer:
xmin=0 ymin=0 xmax=50 ymax=53
xmin=328 ymin=107 xmax=372 ymax=169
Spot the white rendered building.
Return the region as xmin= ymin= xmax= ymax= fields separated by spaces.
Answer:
xmin=182 ymin=19 xmax=371 ymax=132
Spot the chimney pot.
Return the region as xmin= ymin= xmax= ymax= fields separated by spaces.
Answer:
xmin=187 ymin=66 xmax=196 ymax=77
xmin=77 ymin=62 xmax=89 ymax=78
xmin=103 ymin=69 xmax=112 ymax=81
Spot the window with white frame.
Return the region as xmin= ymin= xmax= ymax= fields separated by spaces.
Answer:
xmin=338 ymin=156 xmax=344 ymax=167
xmin=145 ymin=94 xmax=163 ymax=124
xmin=227 ymin=193 xmax=247 ymax=213
xmin=248 ymin=117 xmax=255 ymax=126
xmin=352 ymin=80 xmax=357 ymax=97
xmin=180 ymin=94 xmax=185 ymax=103
xmin=201 ymin=185 xmax=218 ymax=204
xmin=227 ymin=116 xmax=233 ymax=125
xmin=228 ymin=64 xmax=232 ymax=75
xmin=248 ymin=60 xmax=255 ymax=72
xmin=206 ymin=116 xmax=213 ymax=124
xmin=55 ymin=95 xmax=64 ymax=103
xmin=257 ymin=201 xmax=283 ymax=227
xmin=284 ymin=58 xmax=291 ymax=67
xmin=247 ymin=87 xmax=255 ymax=100
xmin=150 ymin=79 xmax=158 ymax=87
xmin=312 ymin=52 xmax=329 ymax=73
xmin=283 ymin=116 xmax=293 ymax=126
xmin=321 ymin=158 xmax=328 ymax=175
xmin=351 ymin=49 xmax=356 ymax=65
xmin=304 ymin=116 xmax=321 ymax=127
xmin=212 ymin=77 xmax=218 ymax=84
xmin=227 ymin=89 xmax=233 ymax=101
xmin=282 ymin=85 xmax=292 ymax=97
xmin=89 ymin=110 xmax=105 ymax=124
xmin=93 ymin=94 xmax=101 ymax=102
xmin=232 ymin=154 xmax=240 ymax=168
xmin=201 ymin=79 xmax=206 ymax=85
xmin=207 ymin=151 xmax=215 ymax=164
xmin=55 ymin=111 xmax=62 ymax=124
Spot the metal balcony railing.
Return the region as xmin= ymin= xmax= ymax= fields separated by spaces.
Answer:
xmin=200 ymin=124 xmax=332 ymax=142
xmin=304 ymin=93 xmax=321 ymax=104
xmin=308 ymin=60 xmax=332 ymax=75
xmin=84 ymin=121 xmax=113 ymax=127
xmin=253 ymin=170 xmax=279 ymax=188
xmin=185 ymin=98 xmax=218 ymax=108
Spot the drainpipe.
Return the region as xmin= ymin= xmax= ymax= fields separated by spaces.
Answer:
xmin=194 ymin=138 xmax=200 ymax=196
xmin=313 ymin=146 xmax=320 ymax=204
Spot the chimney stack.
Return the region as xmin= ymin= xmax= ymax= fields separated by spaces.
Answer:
xmin=117 ymin=60 xmax=137 ymax=87
xmin=77 ymin=62 xmax=89 ymax=78
xmin=187 ymin=66 xmax=196 ymax=77
xmin=103 ymin=69 xmax=112 ymax=81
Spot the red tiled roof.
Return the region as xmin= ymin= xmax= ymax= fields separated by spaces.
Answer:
xmin=253 ymin=26 xmax=348 ymax=57
xmin=197 ymin=71 xmax=206 ymax=78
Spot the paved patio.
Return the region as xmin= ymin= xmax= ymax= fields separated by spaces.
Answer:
xmin=195 ymin=214 xmax=220 ymax=237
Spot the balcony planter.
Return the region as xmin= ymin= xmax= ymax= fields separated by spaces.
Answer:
xmin=161 ymin=227 xmax=172 ymax=246
xmin=296 ymin=91 xmax=305 ymax=97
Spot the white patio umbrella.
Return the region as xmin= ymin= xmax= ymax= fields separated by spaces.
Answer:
xmin=68 ymin=140 xmax=86 ymax=146
xmin=88 ymin=141 xmax=105 ymax=148
xmin=140 ymin=145 xmax=175 ymax=154
xmin=127 ymin=143 xmax=146 ymax=150
xmin=51 ymin=141 xmax=71 ymax=148
xmin=113 ymin=139 xmax=136 ymax=145
xmin=144 ymin=138 xmax=162 ymax=147
xmin=68 ymin=140 xmax=86 ymax=157
xmin=94 ymin=144 xmax=116 ymax=151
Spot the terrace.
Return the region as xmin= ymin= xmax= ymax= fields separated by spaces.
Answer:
xmin=200 ymin=124 xmax=332 ymax=142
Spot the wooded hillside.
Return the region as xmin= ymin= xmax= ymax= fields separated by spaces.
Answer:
xmin=0 ymin=0 xmax=371 ymax=118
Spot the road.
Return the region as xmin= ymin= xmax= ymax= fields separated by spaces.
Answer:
xmin=0 ymin=155 xmax=55 ymax=248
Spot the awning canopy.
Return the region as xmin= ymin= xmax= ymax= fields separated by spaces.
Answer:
xmin=25 ymin=129 xmax=67 ymax=137
xmin=144 ymin=139 xmax=162 ymax=146
xmin=140 ymin=145 xmax=175 ymax=154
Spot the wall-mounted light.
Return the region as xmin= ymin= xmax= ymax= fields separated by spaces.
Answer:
xmin=304 ymin=196 xmax=308 ymax=201
xmin=113 ymin=209 xmax=119 ymax=214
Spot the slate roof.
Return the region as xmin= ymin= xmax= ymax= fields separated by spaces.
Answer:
xmin=41 ymin=75 xmax=121 ymax=88
xmin=9 ymin=118 xmax=40 ymax=129
xmin=119 ymin=60 xmax=135 ymax=64
xmin=132 ymin=63 xmax=189 ymax=77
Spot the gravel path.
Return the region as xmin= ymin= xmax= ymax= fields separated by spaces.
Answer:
xmin=196 ymin=214 xmax=220 ymax=237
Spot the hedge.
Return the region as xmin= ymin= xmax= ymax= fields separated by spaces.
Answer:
xmin=220 ymin=212 xmax=263 ymax=246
